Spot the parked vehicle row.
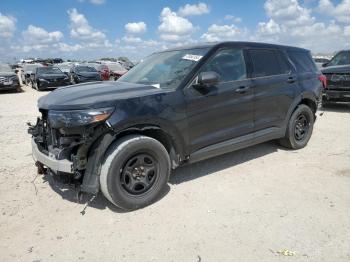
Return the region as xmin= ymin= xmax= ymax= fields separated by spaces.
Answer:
xmin=20 ymin=62 xmax=129 ymax=91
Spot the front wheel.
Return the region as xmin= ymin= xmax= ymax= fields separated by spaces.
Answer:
xmin=279 ymin=104 xmax=314 ymax=149
xmin=100 ymin=135 xmax=171 ymax=210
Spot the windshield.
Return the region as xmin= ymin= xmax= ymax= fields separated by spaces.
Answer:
xmin=37 ymin=67 xmax=63 ymax=74
xmin=108 ymin=63 xmax=125 ymax=71
xmin=76 ymin=66 xmax=97 ymax=73
xmin=118 ymin=48 xmax=210 ymax=89
xmin=23 ymin=64 xmax=42 ymax=72
xmin=328 ymin=51 xmax=350 ymax=66
xmin=0 ymin=64 xmax=12 ymax=72
xmin=56 ymin=64 xmax=71 ymax=70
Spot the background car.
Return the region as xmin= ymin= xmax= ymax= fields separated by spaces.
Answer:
xmin=313 ymin=57 xmax=331 ymax=69
xmin=107 ymin=62 xmax=128 ymax=80
xmin=321 ymin=50 xmax=350 ymax=106
xmin=54 ymin=62 xmax=73 ymax=76
xmin=70 ymin=65 xmax=102 ymax=84
xmin=21 ymin=63 xmax=43 ymax=85
xmin=31 ymin=66 xmax=71 ymax=91
xmin=0 ymin=64 xmax=20 ymax=92
xmin=87 ymin=63 xmax=110 ymax=81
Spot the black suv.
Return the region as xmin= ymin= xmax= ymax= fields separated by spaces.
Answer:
xmin=321 ymin=50 xmax=350 ymax=105
xmin=28 ymin=42 xmax=323 ymax=210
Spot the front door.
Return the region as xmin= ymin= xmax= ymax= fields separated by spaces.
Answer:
xmin=184 ymin=48 xmax=254 ymax=153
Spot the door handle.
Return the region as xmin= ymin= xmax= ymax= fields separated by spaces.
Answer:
xmin=235 ymin=86 xmax=250 ymax=94
xmin=287 ymin=77 xmax=296 ymax=83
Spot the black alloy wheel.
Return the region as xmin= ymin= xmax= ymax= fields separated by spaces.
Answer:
xmin=294 ymin=113 xmax=310 ymax=142
xmin=120 ymin=153 xmax=158 ymax=195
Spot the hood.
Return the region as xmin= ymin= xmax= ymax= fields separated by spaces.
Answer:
xmin=321 ymin=65 xmax=350 ymax=74
xmin=76 ymin=71 xmax=99 ymax=77
xmin=38 ymin=81 xmax=165 ymax=110
xmin=38 ymin=73 xmax=67 ymax=79
xmin=0 ymin=72 xmax=16 ymax=77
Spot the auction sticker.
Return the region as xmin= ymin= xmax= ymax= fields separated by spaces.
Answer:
xmin=182 ymin=54 xmax=203 ymax=62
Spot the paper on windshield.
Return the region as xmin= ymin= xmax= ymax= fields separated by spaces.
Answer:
xmin=182 ymin=54 xmax=203 ymax=62
xmin=151 ymin=84 xmax=160 ymax=88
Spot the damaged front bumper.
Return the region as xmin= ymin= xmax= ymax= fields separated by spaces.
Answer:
xmin=31 ymin=138 xmax=73 ymax=173
xmin=28 ymin=113 xmax=116 ymax=194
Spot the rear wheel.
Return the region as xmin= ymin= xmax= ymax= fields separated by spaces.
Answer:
xmin=279 ymin=104 xmax=314 ymax=149
xmin=100 ymin=135 xmax=171 ymax=210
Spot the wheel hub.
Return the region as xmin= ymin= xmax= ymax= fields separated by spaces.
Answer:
xmin=294 ymin=113 xmax=309 ymax=141
xmin=120 ymin=153 xmax=158 ymax=195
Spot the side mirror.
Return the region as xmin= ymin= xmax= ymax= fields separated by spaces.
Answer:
xmin=322 ymin=62 xmax=329 ymax=67
xmin=196 ymin=71 xmax=220 ymax=87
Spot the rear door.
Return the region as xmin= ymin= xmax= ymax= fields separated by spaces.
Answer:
xmin=248 ymin=49 xmax=298 ymax=131
xmin=185 ymin=48 xmax=254 ymax=153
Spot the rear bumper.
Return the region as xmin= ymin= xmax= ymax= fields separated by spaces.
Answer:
xmin=31 ymin=138 xmax=73 ymax=173
xmin=323 ymin=89 xmax=350 ymax=102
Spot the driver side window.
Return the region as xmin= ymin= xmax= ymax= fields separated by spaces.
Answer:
xmin=200 ymin=49 xmax=247 ymax=83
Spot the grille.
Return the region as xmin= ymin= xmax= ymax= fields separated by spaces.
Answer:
xmin=0 ymin=76 xmax=9 ymax=83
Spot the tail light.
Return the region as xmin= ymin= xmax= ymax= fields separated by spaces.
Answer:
xmin=318 ymin=74 xmax=327 ymax=89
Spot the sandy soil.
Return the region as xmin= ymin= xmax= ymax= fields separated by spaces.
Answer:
xmin=0 ymin=86 xmax=350 ymax=262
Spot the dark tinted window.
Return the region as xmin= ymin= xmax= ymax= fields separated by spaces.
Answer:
xmin=328 ymin=51 xmax=350 ymax=66
xmin=200 ymin=49 xmax=247 ymax=82
xmin=250 ymin=49 xmax=290 ymax=77
xmin=276 ymin=51 xmax=291 ymax=74
xmin=288 ymin=50 xmax=317 ymax=73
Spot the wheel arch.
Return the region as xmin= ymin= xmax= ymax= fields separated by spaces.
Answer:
xmin=110 ymin=124 xmax=184 ymax=169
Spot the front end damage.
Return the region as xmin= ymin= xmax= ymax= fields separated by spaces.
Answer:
xmin=28 ymin=109 xmax=115 ymax=194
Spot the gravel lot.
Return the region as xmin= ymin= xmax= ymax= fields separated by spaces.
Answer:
xmin=0 ymin=86 xmax=350 ymax=262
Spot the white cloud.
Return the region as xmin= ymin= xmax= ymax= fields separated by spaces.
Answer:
xmin=89 ymin=0 xmax=105 ymax=5
xmin=0 ymin=13 xmax=16 ymax=39
xmin=255 ymin=0 xmax=350 ymax=53
xmin=125 ymin=22 xmax=147 ymax=34
xmin=67 ymin=8 xmax=107 ymax=45
xmin=264 ymin=0 xmax=314 ymax=26
xmin=122 ymin=35 xmax=142 ymax=43
xmin=201 ymin=24 xmax=245 ymax=42
xmin=318 ymin=0 xmax=350 ymax=23
xmin=224 ymin=15 xmax=242 ymax=23
xmin=258 ymin=19 xmax=281 ymax=35
xmin=158 ymin=7 xmax=194 ymax=42
xmin=178 ymin=2 xmax=210 ymax=17
xmin=22 ymin=25 xmax=63 ymax=44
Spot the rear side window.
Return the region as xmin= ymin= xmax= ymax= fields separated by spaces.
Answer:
xmin=249 ymin=49 xmax=290 ymax=77
xmin=288 ymin=50 xmax=317 ymax=73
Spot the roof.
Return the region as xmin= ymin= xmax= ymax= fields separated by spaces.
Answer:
xmin=161 ymin=41 xmax=309 ymax=53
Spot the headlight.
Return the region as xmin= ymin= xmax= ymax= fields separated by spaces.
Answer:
xmin=39 ymin=78 xmax=48 ymax=82
xmin=48 ymin=107 xmax=114 ymax=128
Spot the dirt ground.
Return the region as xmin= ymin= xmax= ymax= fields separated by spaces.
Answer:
xmin=0 ymin=85 xmax=349 ymax=262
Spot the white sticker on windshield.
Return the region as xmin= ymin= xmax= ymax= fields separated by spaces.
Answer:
xmin=182 ymin=54 xmax=203 ymax=62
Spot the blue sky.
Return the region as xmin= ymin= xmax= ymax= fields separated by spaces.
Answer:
xmin=0 ymin=0 xmax=349 ymax=61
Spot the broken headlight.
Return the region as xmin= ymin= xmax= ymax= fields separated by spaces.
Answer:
xmin=48 ymin=107 xmax=114 ymax=128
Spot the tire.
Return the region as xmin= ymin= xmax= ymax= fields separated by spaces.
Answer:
xmin=279 ymin=104 xmax=314 ymax=150
xmin=100 ymin=135 xmax=171 ymax=210
xmin=71 ymin=75 xmax=76 ymax=84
